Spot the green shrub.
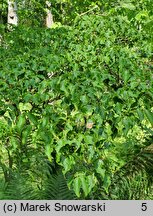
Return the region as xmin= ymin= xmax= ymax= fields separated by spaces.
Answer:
xmin=0 ymin=13 xmax=153 ymax=199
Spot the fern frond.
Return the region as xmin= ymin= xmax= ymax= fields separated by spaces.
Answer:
xmin=0 ymin=178 xmax=8 ymax=200
xmin=110 ymin=146 xmax=153 ymax=199
xmin=41 ymin=167 xmax=76 ymax=200
xmin=3 ymin=172 xmax=38 ymax=200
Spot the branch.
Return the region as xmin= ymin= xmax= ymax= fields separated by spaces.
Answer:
xmin=77 ymin=5 xmax=98 ymax=17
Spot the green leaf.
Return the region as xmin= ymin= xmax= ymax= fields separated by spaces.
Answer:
xmin=84 ymin=135 xmax=93 ymax=144
xmin=87 ymin=174 xmax=97 ymax=192
xmin=63 ymin=156 xmax=75 ymax=174
xmin=144 ymin=109 xmax=153 ymax=126
xmin=45 ymin=145 xmax=53 ymax=162
xmin=137 ymin=109 xmax=144 ymax=121
xmin=73 ymin=176 xmax=81 ymax=198
xmin=80 ymin=174 xmax=89 ymax=197
xmin=122 ymin=70 xmax=130 ymax=83
xmin=55 ymin=139 xmax=66 ymax=153
xmin=19 ymin=102 xmax=32 ymax=112
xmin=16 ymin=114 xmax=26 ymax=133
xmin=96 ymin=160 xmax=105 ymax=178
xmin=27 ymin=113 xmax=37 ymax=125
xmin=103 ymin=175 xmax=111 ymax=194
xmin=135 ymin=11 xmax=149 ymax=21
xmin=96 ymin=167 xmax=105 ymax=178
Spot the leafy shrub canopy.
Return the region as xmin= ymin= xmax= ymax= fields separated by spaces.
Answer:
xmin=0 ymin=11 xmax=153 ymax=198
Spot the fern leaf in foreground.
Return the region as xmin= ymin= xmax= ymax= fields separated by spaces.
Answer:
xmin=41 ymin=167 xmax=76 ymax=200
xmin=109 ymin=147 xmax=153 ymax=200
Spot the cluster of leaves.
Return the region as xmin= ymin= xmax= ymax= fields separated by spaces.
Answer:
xmin=0 ymin=0 xmax=48 ymax=28
xmin=17 ymin=0 xmax=47 ymax=27
xmin=51 ymin=0 xmax=153 ymax=25
xmin=1 ymin=0 xmax=153 ymax=28
xmin=0 ymin=1 xmax=153 ymax=199
xmin=0 ymin=0 xmax=7 ymax=24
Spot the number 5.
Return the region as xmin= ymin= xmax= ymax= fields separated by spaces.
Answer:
xmin=141 ymin=203 xmax=147 ymax=211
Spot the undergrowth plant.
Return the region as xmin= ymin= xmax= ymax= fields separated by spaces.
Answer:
xmin=0 ymin=1 xmax=153 ymax=199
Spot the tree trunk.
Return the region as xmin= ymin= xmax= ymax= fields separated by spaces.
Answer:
xmin=45 ymin=1 xmax=53 ymax=28
xmin=7 ymin=0 xmax=18 ymax=25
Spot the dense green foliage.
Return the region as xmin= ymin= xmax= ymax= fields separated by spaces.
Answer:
xmin=51 ymin=0 xmax=153 ymax=25
xmin=0 ymin=0 xmax=153 ymax=199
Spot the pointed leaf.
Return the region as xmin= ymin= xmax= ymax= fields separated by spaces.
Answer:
xmin=73 ymin=176 xmax=81 ymax=198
